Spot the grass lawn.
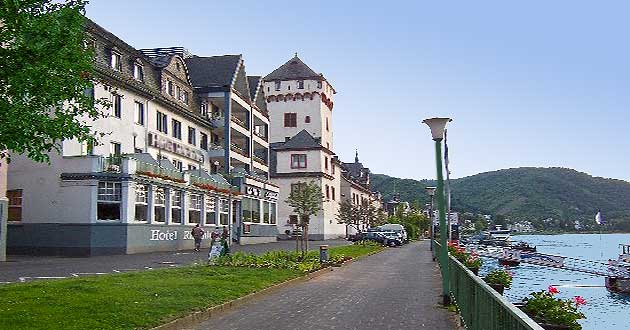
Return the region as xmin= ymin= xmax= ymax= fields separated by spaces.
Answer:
xmin=0 ymin=244 xmax=381 ymax=330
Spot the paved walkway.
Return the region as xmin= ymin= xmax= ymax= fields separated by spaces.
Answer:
xmin=191 ymin=240 xmax=457 ymax=330
xmin=0 ymin=239 xmax=350 ymax=283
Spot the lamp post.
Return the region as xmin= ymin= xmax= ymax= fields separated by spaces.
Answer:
xmin=424 ymin=186 xmax=436 ymax=255
xmin=422 ymin=117 xmax=452 ymax=306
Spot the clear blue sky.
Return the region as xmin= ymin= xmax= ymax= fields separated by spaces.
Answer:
xmin=86 ymin=1 xmax=630 ymax=182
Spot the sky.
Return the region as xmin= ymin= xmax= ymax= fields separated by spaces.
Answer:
xmin=86 ymin=1 xmax=630 ymax=182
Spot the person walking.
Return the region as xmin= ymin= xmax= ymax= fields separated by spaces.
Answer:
xmin=192 ymin=224 xmax=205 ymax=252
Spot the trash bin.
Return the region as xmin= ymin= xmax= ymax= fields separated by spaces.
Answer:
xmin=319 ymin=245 xmax=329 ymax=263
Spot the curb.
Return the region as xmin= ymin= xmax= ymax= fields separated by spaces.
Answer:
xmin=150 ymin=246 xmax=385 ymax=330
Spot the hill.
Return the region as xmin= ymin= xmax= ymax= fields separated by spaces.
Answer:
xmin=370 ymin=167 xmax=630 ymax=231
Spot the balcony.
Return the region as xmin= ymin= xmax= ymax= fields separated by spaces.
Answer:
xmin=252 ymin=154 xmax=267 ymax=165
xmin=230 ymin=143 xmax=249 ymax=158
xmin=230 ymin=115 xmax=248 ymax=130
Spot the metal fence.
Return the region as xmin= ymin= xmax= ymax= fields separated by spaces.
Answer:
xmin=435 ymin=241 xmax=543 ymax=330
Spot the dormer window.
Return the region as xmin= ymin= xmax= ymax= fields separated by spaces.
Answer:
xmin=110 ymin=51 xmax=121 ymax=71
xmin=133 ymin=62 xmax=144 ymax=81
xmin=297 ymin=80 xmax=304 ymax=89
xmin=317 ymin=81 xmax=322 ymax=89
xmin=200 ymin=103 xmax=208 ymax=116
xmin=176 ymin=62 xmax=181 ymax=71
xmin=182 ymin=91 xmax=189 ymax=105
xmin=167 ymin=80 xmax=174 ymax=96
xmin=176 ymin=86 xmax=181 ymax=100
xmin=274 ymin=81 xmax=281 ymax=91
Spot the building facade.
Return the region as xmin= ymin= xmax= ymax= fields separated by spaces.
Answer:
xmin=5 ymin=20 xmax=278 ymax=255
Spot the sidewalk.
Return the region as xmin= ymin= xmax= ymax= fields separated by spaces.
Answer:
xmin=0 ymin=239 xmax=350 ymax=283
xmin=191 ymin=240 xmax=457 ymax=330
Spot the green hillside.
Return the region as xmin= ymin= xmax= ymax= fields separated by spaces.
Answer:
xmin=371 ymin=167 xmax=630 ymax=231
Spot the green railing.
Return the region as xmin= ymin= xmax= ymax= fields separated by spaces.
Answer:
xmin=434 ymin=241 xmax=543 ymax=330
xmin=135 ymin=161 xmax=184 ymax=181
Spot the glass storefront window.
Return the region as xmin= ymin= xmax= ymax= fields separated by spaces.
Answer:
xmin=154 ymin=187 xmax=165 ymax=223
xmin=219 ymin=198 xmax=229 ymax=225
xmin=242 ymin=198 xmax=252 ymax=223
xmin=205 ymin=196 xmax=216 ymax=225
xmin=171 ymin=190 xmax=182 ymax=223
xmin=263 ymin=201 xmax=270 ymax=224
xmin=97 ymin=181 xmax=121 ymax=221
xmin=189 ymin=194 xmax=202 ymax=224
xmin=135 ymin=184 xmax=148 ymax=222
xmin=251 ymin=199 xmax=260 ymax=223
xmin=270 ymin=203 xmax=277 ymax=224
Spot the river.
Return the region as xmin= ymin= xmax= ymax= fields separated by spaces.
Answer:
xmin=479 ymin=233 xmax=630 ymax=330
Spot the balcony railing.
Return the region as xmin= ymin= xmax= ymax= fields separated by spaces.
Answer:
xmin=434 ymin=242 xmax=543 ymax=330
xmin=135 ymin=161 xmax=185 ymax=182
xmin=189 ymin=172 xmax=233 ymax=191
xmin=230 ymin=116 xmax=248 ymax=129
xmin=101 ymin=155 xmax=122 ymax=173
xmin=252 ymin=154 xmax=267 ymax=165
xmin=253 ymin=129 xmax=267 ymax=141
xmin=230 ymin=143 xmax=249 ymax=158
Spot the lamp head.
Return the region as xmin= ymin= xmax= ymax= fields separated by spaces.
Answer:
xmin=424 ymin=186 xmax=437 ymax=196
xmin=422 ymin=117 xmax=452 ymax=141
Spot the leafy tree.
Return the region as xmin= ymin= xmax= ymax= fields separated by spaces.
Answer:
xmin=0 ymin=0 xmax=108 ymax=162
xmin=286 ymin=181 xmax=323 ymax=254
xmin=337 ymin=200 xmax=386 ymax=233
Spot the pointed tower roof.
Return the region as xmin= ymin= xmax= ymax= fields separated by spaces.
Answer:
xmin=263 ymin=54 xmax=323 ymax=82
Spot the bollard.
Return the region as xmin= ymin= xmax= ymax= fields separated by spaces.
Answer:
xmin=319 ymin=245 xmax=329 ymax=263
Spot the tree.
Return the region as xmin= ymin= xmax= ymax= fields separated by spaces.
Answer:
xmin=286 ymin=181 xmax=323 ymax=254
xmin=0 ymin=0 xmax=108 ymax=163
xmin=336 ymin=200 xmax=360 ymax=232
xmin=337 ymin=200 xmax=387 ymax=234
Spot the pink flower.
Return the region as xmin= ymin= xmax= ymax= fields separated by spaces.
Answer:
xmin=548 ymin=286 xmax=559 ymax=294
xmin=573 ymin=296 xmax=586 ymax=306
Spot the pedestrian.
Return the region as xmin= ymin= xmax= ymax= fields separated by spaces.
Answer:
xmin=192 ymin=224 xmax=205 ymax=252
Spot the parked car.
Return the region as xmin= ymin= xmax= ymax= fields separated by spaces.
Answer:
xmin=380 ymin=231 xmax=403 ymax=247
xmin=377 ymin=224 xmax=408 ymax=243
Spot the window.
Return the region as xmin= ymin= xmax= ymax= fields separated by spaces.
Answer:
xmin=172 ymin=159 xmax=183 ymax=171
xmin=242 ymin=198 xmax=252 ymax=223
xmin=331 ymin=187 xmax=336 ymax=200
xmin=188 ymin=127 xmax=196 ymax=145
xmin=251 ymin=199 xmax=260 ymax=223
xmin=263 ymin=201 xmax=270 ymax=224
xmin=112 ymin=94 xmax=122 ymax=118
xmin=188 ymin=164 xmax=197 ymax=170
xmin=7 ymin=189 xmax=22 ymax=222
xmin=200 ymin=133 xmax=208 ymax=150
xmin=172 ymin=119 xmax=181 ymax=140
xmin=270 ymin=203 xmax=277 ymax=224
xmin=97 ymin=182 xmax=121 ymax=220
xmin=305 ymin=116 xmax=310 ymax=123
xmin=200 ymin=103 xmax=208 ymax=116
xmin=326 ymin=117 xmax=329 ymax=131
xmin=219 ymin=198 xmax=229 ymax=225
xmin=110 ymin=142 xmax=121 ymax=157
xmin=134 ymin=101 xmax=144 ymax=125
xmin=182 ymin=91 xmax=189 ymax=105
xmin=111 ymin=51 xmax=121 ymax=71
xmin=290 ymin=183 xmax=305 ymax=194
xmin=157 ymin=111 xmax=168 ymax=134
xmin=154 ymin=187 xmax=166 ymax=222
xmin=171 ymin=190 xmax=182 ymax=223
xmin=297 ymin=80 xmax=304 ymax=89
xmin=189 ymin=194 xmax=202 ymax=224
xmin=133 ymin=63 xmax=144 ymax=81
xmin=284 ymin=113 xmax=297 ymax=127
xmin=332 ymin=162 xmax=335 ymax=174
xmin=206 ymin=197 xmax=216 ymax=225
xmin=325 ymin=185 xmax=330 ymax=200
xmin=317 ymin=81 xmax=322 ymax=89
xmin=325 ymin=157 xmax=328 ymax=171
xmin=176 ymin=86 xmax=181 ymax=100
xmin=135 ymin=184 xmax=148 ymax=222
xmin=288 ymin=214 xmax=298 ymax=224
xmin=290 ymin=154 xmax=307 ymax=169
xmin=274 ymin=81 xmax=281 ymax=91
xmin=167 ymin=80 xmax=174 ymax=96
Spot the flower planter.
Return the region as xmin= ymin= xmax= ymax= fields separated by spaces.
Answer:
xmin=538 ymin=323 xmax=571 ymax=330
xmin=488 ymin=283 xmax=505 ymax=295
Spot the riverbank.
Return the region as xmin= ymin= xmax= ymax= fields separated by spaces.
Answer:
xmin=0 ymin=244 xmax=381 ymax=330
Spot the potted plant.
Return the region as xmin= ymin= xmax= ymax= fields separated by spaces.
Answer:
xmin=521 ymin=286 xmax=586 ymax=330
xmin=447 ymin=241 xmax=468 ymax=263
xmin=483 ymin=268 xmax=513 ymax=294
xmin=464 ymin=253 xmax=483 ymax=275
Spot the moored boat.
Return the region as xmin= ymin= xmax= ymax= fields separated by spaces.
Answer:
xmin=605 ymin=244 xmax=630 ymax=294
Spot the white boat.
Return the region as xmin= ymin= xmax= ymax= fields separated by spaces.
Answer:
xmin=605 ymin=244 xmax=630 ymax=294
xmin=488 ymin=225 xmax=511 ymax=241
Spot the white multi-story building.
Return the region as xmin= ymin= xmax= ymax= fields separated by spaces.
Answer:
xmin=4 ymin=20 xmax=278 ymax=255
xmin=264 ymin=56 xmax=382 ymax=239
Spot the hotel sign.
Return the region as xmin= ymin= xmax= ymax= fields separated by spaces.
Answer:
xmin=148 ymin=132 xmax=204 ymax=162
xmin=244 ymin=185 xmax=278 ymax=200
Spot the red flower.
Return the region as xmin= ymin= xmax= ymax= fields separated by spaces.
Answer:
xmin=573 ymin=296 xmax=586 ymax=306
xmin=548 ymin=286 xmax=559 ymax=295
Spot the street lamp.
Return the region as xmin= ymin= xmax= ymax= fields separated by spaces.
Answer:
xmin=424 ymin=186 xmax=436 ymax=255
xmin=422 ymin=117 xmax=452 ymax=306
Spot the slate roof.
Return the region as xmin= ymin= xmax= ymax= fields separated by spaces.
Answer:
xmin=247 ymin=76 xmax=261 ymax=100
xmin=185 ymin=55 xmax=242 ymax=88
xmin=263 ymin=55 xmax=322 ymax=81
xmin=270 ymin=130 xmax=323 ymax=151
